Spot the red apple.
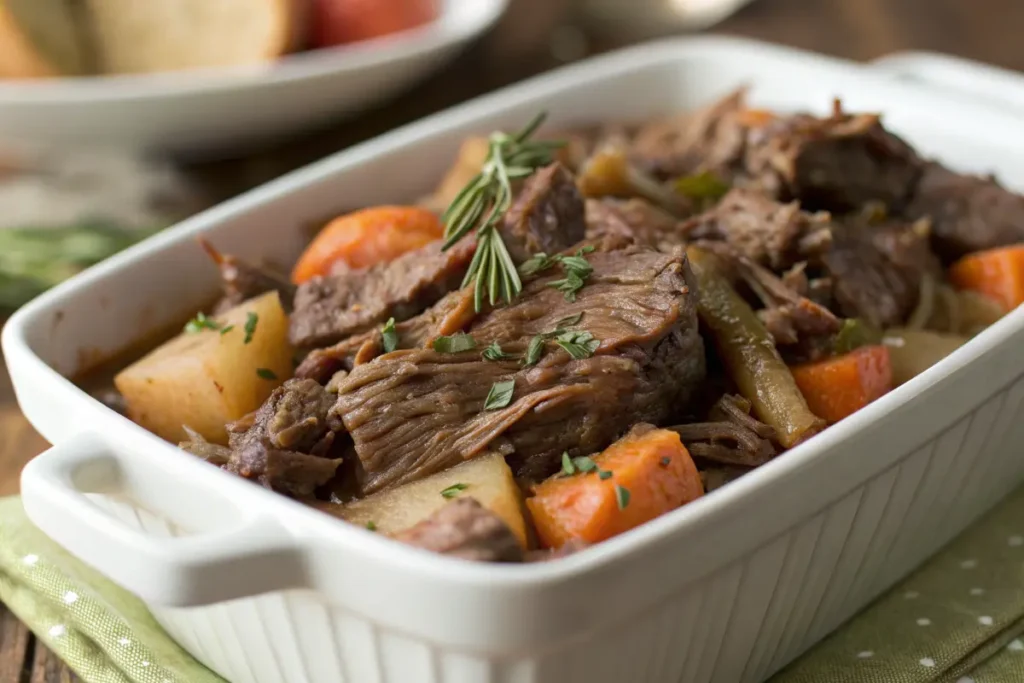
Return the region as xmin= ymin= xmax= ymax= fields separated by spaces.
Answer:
xmin=310 ymin=0 xmax=439 ymax=47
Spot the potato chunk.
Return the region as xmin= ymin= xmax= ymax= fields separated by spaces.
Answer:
xmin=115 ymin=291 xmax=293 ymax=444
xmin=313 ymin=452 xmax=529 ymax=549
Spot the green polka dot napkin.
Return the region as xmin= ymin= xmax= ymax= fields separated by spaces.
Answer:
xmin=5 ymin=487 xmax=1024 ymax=683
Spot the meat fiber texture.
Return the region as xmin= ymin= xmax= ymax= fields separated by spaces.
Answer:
xmin=331 ymin=247 xmax=706 ymax=494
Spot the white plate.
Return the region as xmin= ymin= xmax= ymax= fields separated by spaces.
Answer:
xmin=0 ymin=0 xmax=507 ymax=155
xmin=8 ymin=36 xmax=1024 ymax=683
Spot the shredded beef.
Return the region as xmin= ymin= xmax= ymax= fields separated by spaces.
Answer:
xmin=331 ymin=247 xmax=706 ymax=493
xmin=670 ymin=394 xmax=777 ymax=467
xmin=630 ymin=89 xmax=749 ymax=181
xmin=392 ymin=497 xmax=524 ymax=562
xmin=681 ymin=188 xmax=833 ymax=270
xmin=585 ymin=197 xmax=682 ymax=251
xmin=906 ymin=162 xmax=1024 ymax=262
xmin=219 ymin=379 xmax=344 ymax=497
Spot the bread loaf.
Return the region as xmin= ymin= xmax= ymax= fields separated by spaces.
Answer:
xmin=0 ymin=0 xmax=90 ymax=78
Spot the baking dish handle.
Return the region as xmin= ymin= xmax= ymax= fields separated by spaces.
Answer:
xmin=870 ymin=52 xmax=1024 ymax=112
xmin=20 ymin=432 xmax=308 ymax=607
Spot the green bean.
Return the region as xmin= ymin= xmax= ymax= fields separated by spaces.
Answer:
xmin=687 ymin=247 xmax=823 ymax=448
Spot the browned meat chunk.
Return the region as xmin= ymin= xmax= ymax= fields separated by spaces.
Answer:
xmin=199 ymin=239 xmax=296 ymax=315
xmin=744 ymin=106 xmax=923 ymax=211
xmin=681 ymin=188 xmax=833 ymax=270
xmin=392 ymin=497 xmax=524 ymax=562
xmin=906 ymin=163 xmax=1024 ymax=261
xmin=220 ymin=379 xmax=344 ymax=497
xmin=499 ymin=162 xmax=586 ymax=263
xmin=289 ymin=237 xmax=476 ymax=349
xmin=331 ymin=247 xmax=706 ymax=493
xmin=824 ymin=211 xmax=940 ymax=329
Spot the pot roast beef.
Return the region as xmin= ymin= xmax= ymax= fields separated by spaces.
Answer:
xmin=219 ymin=379 xmax=344 ymax=497
xmin=681 ymin=189 xmax=833 ymax=270
xmin=393 ymin=497 xmax=524 ymax=562
xmin=906 ymin=162 xmax=1024 ymax=261
xmin=331 ymin=247 xmax=706 ymax=493
xmin=289 ymin=237 xmax=477 ymax=349
xmin=199 ymin=239 xmax=296 ymax=315
xmin=630 ymin=91 xmax=923 ymax=213
xmin=290 ymin=163 xmax=587 ymax=350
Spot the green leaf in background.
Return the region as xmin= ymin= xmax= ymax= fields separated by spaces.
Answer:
xmin=0 ymin=224 xmax=161 ymax=311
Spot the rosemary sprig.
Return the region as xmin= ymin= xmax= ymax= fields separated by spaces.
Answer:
xmin=441 ymin=113 xmax=562 ymax=311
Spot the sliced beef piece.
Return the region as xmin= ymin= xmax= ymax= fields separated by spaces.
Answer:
xmin=585 ymin=197 xmax=682 ymax=251
xmin=500 ymin=162 xmax=586 ymax=263
xmin=294 ymin=287 xmax=479 ymax=383
xmin=631 ymin=89 xmax=749 ymax=181
xmin=289 ymin=237 xmax=476 ymax=349
xmin=694 ymin=240 xmax=840 ymax=346
xmin=906 ymin=162 xmax=1024 ymax=261
xmin=744 ymin=104 xmax=923 ymax=212
xmin=392 ymin=497 xmax=524 ymax=562
xmin=681 ymin=188 xmax=833 ymax=270
xmin=669 ymin=394 xmax=776 ymax=467
xmin=222 ymin=379 xmax=344 ymax=497
xmin=199 ymin=239 xmax=296 ymax=315
xmin=823 ymin=211 xmax=940 ymax=329
xmin=179 ymin=426 xmax=232 ymax=466
xmin=332 ymin=247 xmax=706 ymax=493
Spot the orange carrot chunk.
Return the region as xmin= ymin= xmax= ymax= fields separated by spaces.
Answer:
xmin=526 ymin=427 xmax=704 ymax=549
xmin=291 ymin=206 xmax=443 ymax=284
xmin=948 ymin=244 xmax=1024 ymax=312
xmin=791 ymin=345 xmax=892 ymax=424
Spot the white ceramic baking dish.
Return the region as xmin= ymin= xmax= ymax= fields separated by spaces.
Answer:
xmin=8 ymin=37 xmax=1024 ymax=683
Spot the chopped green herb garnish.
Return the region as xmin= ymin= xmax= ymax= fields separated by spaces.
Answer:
xmin=219 ymin=324 xmax=235 ymax=336
xmin=381 ymin=317 xmax=398 ymax=353
xmin=519 ymin=252 xmax=557 ymax=277
xmin=440 ymin=483 xmax=468 ymax=499
xmin=243 ymin=312 xmax=259 ymax=344
xmin=184 ymin=312 xmax=222 ymax=334
xmin=554 ymin=312 xmax=584 ymax=328
xmin=523 ymin=335 xmax=546 ymax=366
xmin=555 ymin=330 xmax=600 ymax=359
xmin=366 ymin=521 xmax=377 ymax=531
xmin=256 ymin=368 xmax=277 ymax=380
xmin=572 ymin=456 xmax=597 ymax=473
xmin=598 ymin=470 xmax=613 ymax=480
xmin=660 ymin=456 xmax=671 ymax=467
xmin=615 ymin=484 xmax=631 ymax=510
xmin=432 ymin=332 xmax=477 ymax=354
xmin=674 ymin=171 xmax=730 ymax=202
xmin=549 ymin=269 xmax=587 ymax=302
xmin=482 ymin=341 xmax=513 ymax=361
xmin=483 ymin=380 xmax=515 ymax=410
xmin=561 ymin=452 xmax=576 ymax=476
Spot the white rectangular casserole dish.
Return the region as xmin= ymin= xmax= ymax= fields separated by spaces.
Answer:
xmin=7 ymin=36 xmax=1024 ymax=683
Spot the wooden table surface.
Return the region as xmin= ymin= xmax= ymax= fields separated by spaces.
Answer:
xmin=2 ymin=0 xmax=1023 ymax=679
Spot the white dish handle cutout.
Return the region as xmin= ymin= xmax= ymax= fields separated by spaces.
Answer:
xmin=871 ymin=52 xmax=1024 ymax=113
xmin=21 ymin=433 xmax=308 ymax=607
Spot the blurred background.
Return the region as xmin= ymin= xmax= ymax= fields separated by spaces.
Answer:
xmin=0 ymin=0 xmax=1022 ymax=313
